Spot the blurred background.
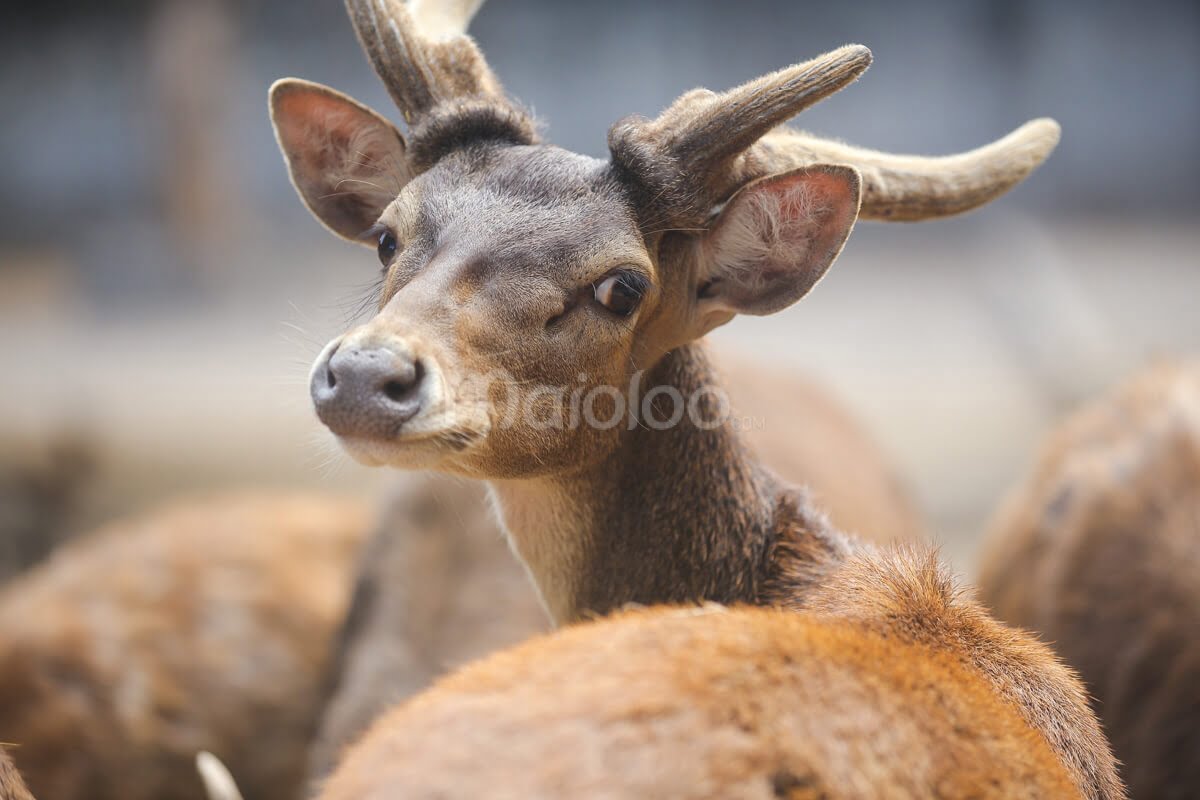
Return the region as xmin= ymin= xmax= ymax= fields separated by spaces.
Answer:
xmin=2 ymin=0 xmax=1198 ymax=574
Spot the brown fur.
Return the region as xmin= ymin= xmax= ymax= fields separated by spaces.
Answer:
xmin=305 ymin=354 xmax=921 ymax=783
xmin=271 ymin=3 xmax=1111 ymax=796
xmin=0 ymin=749 xmax=34 ymax=800
xmin=979 ymin=361 xmax=1200 ymax=799
xmin=0 ymin=493 xmax=370 ymax=800
xmin=319 ymin=603 xmax=1080 ymax=800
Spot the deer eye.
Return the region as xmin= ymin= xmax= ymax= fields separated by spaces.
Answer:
xmin=593 ymin=271 xmax=647 ymax=317
xmin=377 ymin=230 xmax=399 ymax=266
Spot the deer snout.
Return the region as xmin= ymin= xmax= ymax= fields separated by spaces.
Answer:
xmin=310 ymin=339 xmax=425 ymax=439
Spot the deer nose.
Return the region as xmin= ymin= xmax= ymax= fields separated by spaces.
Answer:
xmin=311 ymin=343 xmax=425 ymax=438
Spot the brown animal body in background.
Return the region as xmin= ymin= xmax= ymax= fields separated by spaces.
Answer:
xmin=979 ymin=361 xmax=1200 ymax=799
xmin=272 ymin=0 xmax=1118 ymax=795
xmin=0 ymin=749 xmax=34 ymax=800
xmin=303 ymin=475 xmax=546 ymax=784
xmin=0 ymin=434 xmax=95 ymax=585
xmin=0 ymin=493 xmax=369 ymax=800
xmin=306 ymin=354 xmax=921 ymax=782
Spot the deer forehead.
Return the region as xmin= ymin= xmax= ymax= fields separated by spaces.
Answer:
xmin=386 ymin=145 xmax=656 ymax=282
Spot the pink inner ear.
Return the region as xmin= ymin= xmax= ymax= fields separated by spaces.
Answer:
xmin=271 ymin=82 xmax=410 ymax=240
xmin=704 ymin=165 xmax=861 ymax=316
xmin=276 ymin=92 xmax=366 ymax=169
xmin=275 ymin=90 xmax=330 ymax=149
xmin=765 ymin=169 xmax=859 ymax=248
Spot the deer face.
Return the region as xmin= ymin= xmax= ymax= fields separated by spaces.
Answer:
xmin=309 ymin=142 xmax=660 ymax=477
xmin=271 ymin=0 xmax=1058 ymax=478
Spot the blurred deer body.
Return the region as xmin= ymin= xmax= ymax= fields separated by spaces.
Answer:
xmin=0 ymin=493 xmax=369 ymax=800
xmin=979 ymin=362 xmax=1200 ymax=799
xmin=306 ymin=355 xmax=920 ymax=782
xmin=271 ymin=0 xmax=1118 ymax=796
xmin=304 ymin=475 xmax=547 ymax=784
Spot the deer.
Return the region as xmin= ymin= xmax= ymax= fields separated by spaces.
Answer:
xmin=269 ymin=0 xmax=1120 ymax=796
xmin=306 ymin=351 xmax=921 ymax=783
xmin=0 ymin=492 xmax=370 ymax=800
xmin=978 ymin=361 xmax=1200 ymax=800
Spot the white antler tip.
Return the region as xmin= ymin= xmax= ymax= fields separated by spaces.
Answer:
xmin=841 ymin=43 xmax=874 ymax=66
xmin=1014 ymin=117 xmax=1062 ymax=152
xmin=407 ymin=0 xmax=486 ymax=39
xmin=196 ymin=751 xmax=245 ymax=800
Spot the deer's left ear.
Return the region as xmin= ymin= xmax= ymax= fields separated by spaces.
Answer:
xmin=693 ymin=164 xmax=861 ymax=334
xmin=270 ymin=78 xmax=412 ymax=243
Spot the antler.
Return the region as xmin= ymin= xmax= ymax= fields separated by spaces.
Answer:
xmin=609 ymin=45 xmax=873 ymax=223
xmin=738 ymin=118 xmax=1062 ymax=221
xmin=610 ymin=44 xmax=1060 ymax=224
xmin=407 ymin=0 xmax=486 ymax=40
xmin=344 ymin=0 xmax=535 ymax=167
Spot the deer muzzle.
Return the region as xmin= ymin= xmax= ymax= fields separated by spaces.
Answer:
xmin=310 ymin=335 xmax=426 ymax=440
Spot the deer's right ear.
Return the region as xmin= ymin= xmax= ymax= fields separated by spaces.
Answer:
xmin=690 ymin=165 xmax=861 ymax=337
xmin=269 ymin=79 xmax=412 ymax=243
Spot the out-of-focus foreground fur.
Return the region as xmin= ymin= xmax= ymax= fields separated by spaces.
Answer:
xmin=0 ymin=493 xmax=370 ymax=800
xmin=319 ymin=600 xmax=1085 ymax=800
xmin=979 ymin=361 xmax=1200 ymax=799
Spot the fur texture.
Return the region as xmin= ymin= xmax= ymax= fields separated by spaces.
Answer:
xmin=0 ymin=493 xmax=369 ymax=800
xmin=979 ymin=361 xmax=1200 ymax=799
xmin=318 ymin=604 xmax=1080 ymax=800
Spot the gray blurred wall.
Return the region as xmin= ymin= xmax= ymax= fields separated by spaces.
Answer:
xmin=1 ymin=0 xmax=1197 ymax=293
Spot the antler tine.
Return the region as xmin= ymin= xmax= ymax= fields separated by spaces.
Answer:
xmin=740 ymin=118 xmax=1062 ymax=221
xmin=344 ymin=0 xmax=501 ymax=126
xmin=609 ymin=45 xmax=872 ymax=222
xmin=407 ymin=0 xmax=486 ymax=40
xmin=835 ymin=118 xmax=1061 ymax=220
xmin=670 ymin=45 xmax=873 ymax=175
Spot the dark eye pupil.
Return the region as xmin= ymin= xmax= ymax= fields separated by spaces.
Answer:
xmin=597 ymin=273 xmax=644 ymax=316
xmin=610 ymin=280 xmax=638 ymax=312
xmin=377 ymin=231 xmax=398 ymax=266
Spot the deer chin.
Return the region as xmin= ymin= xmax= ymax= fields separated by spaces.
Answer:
xmin=336 ymin=422 xmax=487 ymax=470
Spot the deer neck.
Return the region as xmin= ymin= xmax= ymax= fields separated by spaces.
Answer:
xmin=488 ymin=342 xmax=845 ymax=626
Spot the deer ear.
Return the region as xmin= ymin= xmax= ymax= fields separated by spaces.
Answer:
xmin=269 ymin=78 xmax=412 ymax=243
xmin=694 ymin=165 xmax=861 ymax=333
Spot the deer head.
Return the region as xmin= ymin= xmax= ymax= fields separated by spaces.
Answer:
xmin=271 ymin=0 xmax=1060 ymax=480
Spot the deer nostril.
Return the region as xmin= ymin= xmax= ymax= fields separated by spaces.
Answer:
xmin=383 ymin=379 xmax=408 ymax=402
xmin=315 ymin=340 xmax=341 ymax=393
xmin=382 ymin=359 xmax=424 ymax=403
